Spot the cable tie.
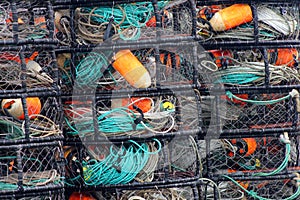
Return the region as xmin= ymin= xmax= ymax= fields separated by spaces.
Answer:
xmin=293 ymin=173 xmax=300 ymax=186
xmin=279 ymin=132 xmax=290 ymax=144
xmin=289 ymin=89 xmax=299 ymax=98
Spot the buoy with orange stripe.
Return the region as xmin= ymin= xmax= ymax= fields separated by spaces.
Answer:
xmin=1 ymin=97 xmax=41 ymax=120
xmin=268 ymin=48 xmax=299 ymax=67
xmin=112 ymin=49 xmax=151 ymax=88
xmin=160 ymin=53 xmax=181 ymax=68
xmin=209 ymin=50 xmax=232 ymax=68
xmin=209 ymin=4 xmax=253 ymax=32
xmin=228 ymin=138 xmax=257 ymax=157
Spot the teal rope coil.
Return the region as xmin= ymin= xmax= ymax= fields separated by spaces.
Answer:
xmin=65 ymin=107 xmax=152 ymax=137
xmin=83 ymin=139 xmax=161 ymax=185
xmin=75 ymin=52 xmax=109 ymax=89
xmin=80 ymin=1 xmax=169 ymax=40
xmin=213 ymin=61 xmax=300 ymax=86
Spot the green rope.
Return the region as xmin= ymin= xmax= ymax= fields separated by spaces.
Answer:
xmin=81 ymin=1 xmax=169 ymax=40
xmin=226 ymin=91 xmax=291 ymax=105
xmin=0 ymin=120 xmax=24 ymax=140
xmin=253 ymin=143 xmax=290 ymax=177
xmin=75 ymin=52 xmax=109 ymax=89
xmin=222 ymin=174 xmax=300 ymax=200
xmin=82 ymin=139 xmax=161 ymax=185
xmin=65 ymin=107 xmax=152 ymax=136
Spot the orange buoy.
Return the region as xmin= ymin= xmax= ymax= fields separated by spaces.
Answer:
xmin=69 ymin=192 xmax=96 ymax=200
xmin=34 ymin=16 xmax=47 ymax=29
xmin=111 ymin=97 xmax=152 ymax=113
xmin=112 ymin=49 xmax=151 ymax=88
xmin=209 ymin=4 xmax=253 ymax=32
xmin=230 ymin=138 xmax=257 ymax=157
xmin=1 ymin=97 xmax=42 ymax=120
xmin=209 ymin=50 xmax=232 ymax=67
xmin=146 ymin=10 xmax=171 ymax=27
xmin=160 ymin=53 xmax=181 ymax=68
xmin=268 ymin=48 xmax=298 ymax=67
xmin=199 ymin=5 xmax=221 ymax=20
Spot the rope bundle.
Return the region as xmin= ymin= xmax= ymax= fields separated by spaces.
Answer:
xmin=65 ymin=96 xmax=176 ymax=137
xmin=0 ymin=146 xmax=62 ymax=190
xmin=213 ymin=59 xmax=300 ymax=86
xmin=76 ymin=1 xmax=169 ymax=43
xmin=83 ymin=139 xmax=161 ymax=185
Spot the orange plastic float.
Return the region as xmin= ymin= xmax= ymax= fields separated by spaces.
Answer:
xmin=209 ymin=4 xmax=253 ymax=31
xmin=146 ymin=10 xmax=170 ymax=27
xmin=268 ymin=48 xmax=298 ymax=67
xmin=1 ymin=97 xmax=42 ymax=120
xmin=198 ymin=5 xmax=221 ymax=20
xmin=111 ymin=97 xmax=152 ymax=113
xmin=112 ymin=49 xmax=151 ymax=88
xmin=229 ymin=138 xmax=257 ymax=157
xmin=69 ymin=192 xmax=96 ymax=200
xmin=209 ymin=50 xmax=232 ymax=67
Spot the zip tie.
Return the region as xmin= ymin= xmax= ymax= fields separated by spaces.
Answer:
xmin=290 ymin=89 xmax=300 ymax=113
xmin=280 ymin=132 xmax=291 ymax=144
xmin=294 ymin=173 xmax=300 ymax=187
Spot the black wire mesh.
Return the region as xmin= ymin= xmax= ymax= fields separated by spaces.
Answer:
xmin=216 ymin=175 xmax=300 ymax=200
xmin=201 ymin=92 xmax=298 ymax=136
xmin=0 ymin=95 xmax=63 ymax=144
xmin=201 ymin=135 xmax=299 ymax=177
xmin=0 ymin=0 xmax=55 ymax=45
xmin=0 ymin=142 xmax=64 ymax=196
xmin=64 ymin=136 xmax=200 ymax=189
xmin=0 ymin=46 xmax=59 ymax=95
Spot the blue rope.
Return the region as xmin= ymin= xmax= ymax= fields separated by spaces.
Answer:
xmin=83 ymin=139 xmax=161 ymax=185
xmin=65 ymin=107 xmax=151 ymax=136
xmin=75 ymin=52 xmax=109 ymax=88
xmin=81 ymin=1 xmax=169 ymax=40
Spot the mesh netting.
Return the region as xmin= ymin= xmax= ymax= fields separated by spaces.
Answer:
xmin=201 ymin=135 xmax=299 ymax=176
xmin=0 ymin=144 xmax=63 ymax=192
xmin=196 ymin=3 xmax=300 ymax=42
xmin=65 ymin=137 xmax=199 ymax=187
xmin=0 ymin=48 xmax=58 ymax=92
xmin=0 ymin=96 xmax=62 ymax=141
xmin=0 ymin=1 xmax=54 ymax=44
xmin=201 ymin=92 xmax=297 ymax=132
